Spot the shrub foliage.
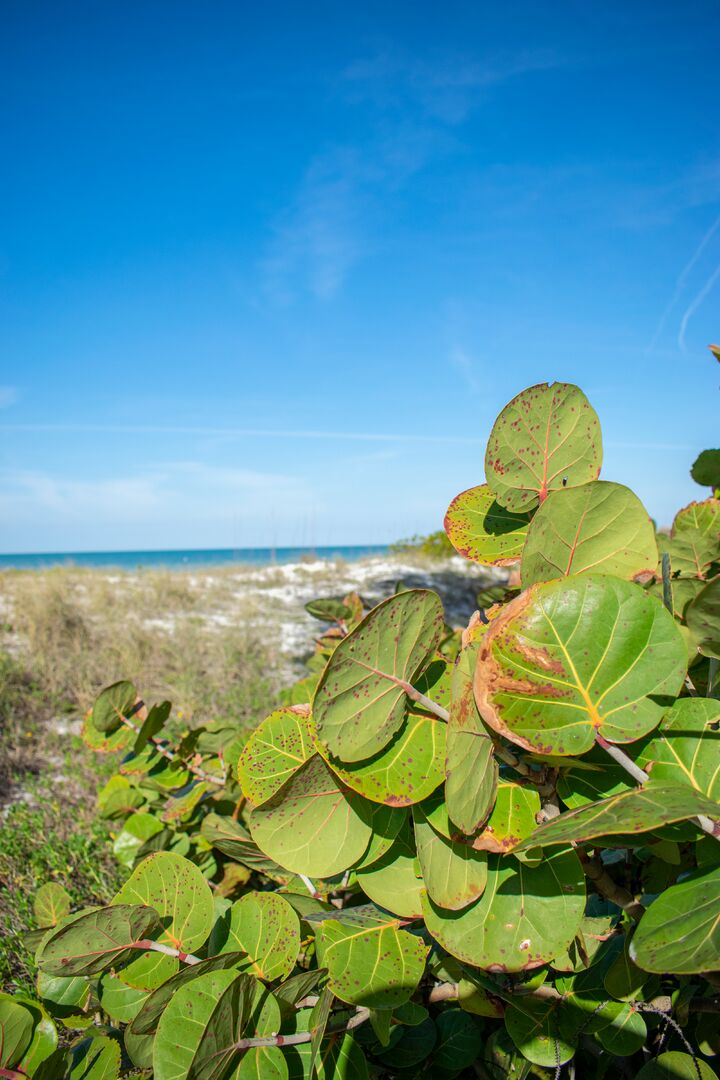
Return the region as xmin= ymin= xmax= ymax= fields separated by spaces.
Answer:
xmin=3 ymin=374 xmax=720 ymax=1079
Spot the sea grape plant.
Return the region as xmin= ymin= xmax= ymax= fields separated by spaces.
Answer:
xmin=6 ymin=372 xmax=720 ymax=1079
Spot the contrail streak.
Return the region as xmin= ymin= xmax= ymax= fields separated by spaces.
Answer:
xmin=647 ymin=213 xmax=720 ymax=353
xmin=678 ymin=260 xmax=720 ymax=352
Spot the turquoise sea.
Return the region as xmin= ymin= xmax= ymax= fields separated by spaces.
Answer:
xmin=0 ymin=545 xmax=390 ymax=571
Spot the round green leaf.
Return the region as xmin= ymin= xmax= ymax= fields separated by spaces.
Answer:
xmin=0 ymin=998 xmax=34 ymax=1068
xmin=153 ymin=969 xmax=255 ymax=1080
xmin=356 ymin=825 xmax=424 ymax=918
xmin=112 ymin=813 xmax=165 ymax=869
xmin=521 ymin=481 xmax=658 ymax=587
xmin=305 ymin=597 xmax=354 ymax=622
xmin=444 ymin=484 xmax=531 ymax=565
xmin=92 ymin=680 xmax=137 ymax=734
xmin=636 ymin=1052 xmax=718 ymax=1079
xmin=471 ymin=780 xmax=540 ymax=854
xmin=97 ymin=775 xmax=146 ymax=819
xmin=691 ymin=449 xmax=720 ymax=490
xmin=97 ymin=974 xmax=149 ymax=1023
xmin=517 ymin=785 xmax=719 ymax=851
xmin=474 ymin=574 xmax=687 ymax=756
xmin=112 ymin=852 xmax=215 ymax=990
xmin=69 ymin=1035 xmax=121 ymax=1079
xmin=34 ymin=882 xmax=72 ymax=928
xmin=485 ymin=382 xmax=603 ymax=512
xmin=422 ymin=848 xmax=585 ymax=972
xmin=36 ymin=904 xmax=161 ymax=977
xmin=238 ymin=708 xmax=314 ymax=806
xmin=413 ymin=803 xmax=488 ymax=911
xmin=686 ymin=575 xmax=720 ymax=659
xmin=217 ymin=892 xmax=300 ymax=980
xmin=315 ymin=911 xmax=427 ymax=1008
xmin=432 ymin=1009 xmax=484 ymax=1076
xmin=316 ymin=711 xmax=446 ymax=806
xmin=9 ymin=995 xmax=58 ymax=1075
xmin=247 ymin=755 xmax=374 ymax=878
xmin=638 ymin=697 xmax=720 ymax=798
xmin=129 ymin=953 xmax=247 ymax=1036
xmin=313 ymin=589 xmax=445 ymax=762
xmin=354 ymin=804 xmax=407 ymax=869
xmin=630 ymin=865 xmax=720 ymax=974
xmin=672 ymin=498 xmax=720 ymax=539
xmin=505 ymin=998 xmax=576 ymax=1067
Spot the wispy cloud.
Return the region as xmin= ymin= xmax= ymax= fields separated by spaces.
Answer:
xmin=260 ymin=46 xmax=569 ymax=303
xmin=647 ymin=212 xmax=720 ymax=352
xmin=449 ymin=346 xmax=481 ymax=393
xmin=678 ymin=260 xmax=720 ymax=353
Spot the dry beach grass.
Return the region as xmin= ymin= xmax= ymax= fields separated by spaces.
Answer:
xmin=0 ymin=552 xmax=492 ymax=992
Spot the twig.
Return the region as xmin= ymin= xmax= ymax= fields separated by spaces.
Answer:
xmin=299 ymin=875 xmax=323 ymax=899
xmin=402 ymin=686 xmax=449 ymax=721
xmin=578 ymin=852 xmax=645 ymax=920
xmin=595 ymin=734 xmax=720 ymax=842
xmin=135 ymin=939 xmax=202 ymax=964
xmin=119 ymin=711 xmax=225 ymax=786
xmin=232 ymin=1006 xmax=370 ymax=1050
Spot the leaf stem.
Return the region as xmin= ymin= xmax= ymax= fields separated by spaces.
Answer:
xmin=119 ymin=709 xmax=225 ymax=786
xmin=135 ymin=939 xmax=202 ymax=964
xmin=594 ymin=733 xmax=720 ymax=842
xmin=403 ymin=686 xmax=449 ymax=721
xmin=232 ymin=1006 xmax=371 ymax=1050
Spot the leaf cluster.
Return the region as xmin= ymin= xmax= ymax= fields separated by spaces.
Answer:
xmin=5 ymin=377 xmax=720 ymax=1079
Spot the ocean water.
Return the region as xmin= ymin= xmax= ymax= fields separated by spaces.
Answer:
xmin=0 ymin=545 xmax=391 ymax=571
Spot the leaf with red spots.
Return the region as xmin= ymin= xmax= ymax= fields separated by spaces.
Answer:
xmin=631 ymin=866 xmax=720 ymax=975
xmin=214 ymin=892 xmax=300 ymax=981
xmin=444 ymin=484 xmax=531 ymax=566
xmin=445 ymin=643 xmax=498 ymax=835
xmin=314 ymin=912 xmax=427 ymax=1008
xmin=313 ymin=589 xmax=446 ymax=762
xmin=516 ymin=784 xmax=719 ymax=851
xmin=413 ymin=801 xmax=488 ymax=911
xmin=521 ymin=481 xmax=658 ymax=588
xmin=247 ymin=755 xmax=375 ymax=878
xmin=485 ymin=382 xmax=603 ymax=512
xmin=112 ymin=852 xmax=215 ymax=990
xmin=422 ymin=848 xmax=585 ymax=972
xmin=470 ymin=780 xmax=540 ymax=854
xmin=237 ymin=708 xmax=314 ymax=806
xmin=474 ymin=575 xmax=687 ymax=757
xmin=36 ymin=904 xmax=161 ymax=977
xmin=315 ymin=710 xmax=446 ymax=806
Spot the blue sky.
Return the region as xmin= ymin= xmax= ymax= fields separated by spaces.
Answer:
xmin=1 ymin=1 xmax=719 ymax=553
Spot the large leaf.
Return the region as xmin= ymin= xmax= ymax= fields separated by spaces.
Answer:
xmin=672 ymin=498 xmax=720 ymax=540
xmin=445 ymin=644 xmax=498 ymax=834
xmin=516 ymin=785 xmax=719 ymax=850
xmin=504 ymin=997 xmax=576 ymax=1068
xmin=630 ymin=865 xmax=720 ymax=974
xmin=471 ymin=780 xmax=541 ymax=854
xmin=520 ymin=481 xmax=658 ymax=587
xmin=313 ymin=590 xmax=445 ymax=762
xmin=692 ymin=449 xmax=720 ymax=490
xmin=354 ymin=804 xmax=408 ymax=869
xmin=636 ymin=1052 xmax=718 ymax=1079
xmin=247 ymin=755 xmax=374 ymax=878
xmin=112 ymin=852 xmax=215 ymax=990
xmin=686 ymin=575 xmax=720 ymax=659
xmin=36 ymin=905 xmax=160 ymax=977
xmin=422 ymin=848 xmax=585 ymax=971
xmin=153 ymin=969 xmax=254 ymax=1080
xmin=216 ymin=892 xmax=300 ymax=980
xmin=485 ymin=382 xmax=603 ymax=512
xmin=68 ymin=1035 xmax=121 ymax=1079
xmin=315 ymin=911 xmax=427 ymax=1008
xmin=444 ymin=484 xmax=531 ymax=565
xmin=413 ymin=802 xmax=488 ymax=911
xmin=237 ymin=708 xmax=313 ymax=806
xmin=474 ymin=574 xmax=687 ymax=756
xmin=316 ymin=711 xmax=445 ymax=806
xmin=200 ymin=814 xmax=291 ymax=879
xmin=129 ymin=953 xmax=247 ymax=1036
xmin=637 ymin=697 xmax=720 ymax=798
xmin=356 ymin=825 xmax=424 ymax=917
